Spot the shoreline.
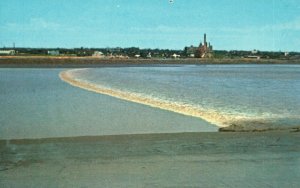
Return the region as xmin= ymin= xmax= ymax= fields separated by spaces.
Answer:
xmin=1 ymin=129 xmax=299 ymax=144
xmin=1 ymin=56 xmax=300 ymax=68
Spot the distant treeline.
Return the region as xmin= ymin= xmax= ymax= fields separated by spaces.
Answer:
xmin=0 ymin=47 xmax=182 ymax=58
xmin=213 ymin=50 xmax=300 ymax=59
xmin=1 ymin=47 xmax=300 ymax=59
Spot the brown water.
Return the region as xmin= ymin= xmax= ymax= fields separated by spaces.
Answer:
xmin=61 ymin=65 xmax=300 ymax=131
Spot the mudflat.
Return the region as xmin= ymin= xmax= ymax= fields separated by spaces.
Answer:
xmin=1 ymin=131 xmax=300 ymax=187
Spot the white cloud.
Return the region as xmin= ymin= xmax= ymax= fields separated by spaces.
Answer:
xmin=221 ymin=17 xmax=300 ymax=34
xmin=2 ymin=18 xmax=63 ymax=31
xmin=29 ymin=18 xmax=60 ymax=29
xmin=130 ymin=25 xmax=213 ymax=34
xmin=271 ymin=17 xmax=300 ymax=31
xmin=129 ymin=17 xmax=300 ymax=36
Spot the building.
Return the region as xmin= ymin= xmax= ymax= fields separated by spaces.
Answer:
xmin=184 ymin=34 xmax=213 ymax=58
xmin=184 ymin=45 xmax=198 ymax=57
xmin=247 ymin=55 xmax=261 ymax=60
xmin=0 ymin=50 xmax=15 ymax=55
xmin=171 ymin=53 xmax=180 ymax=58
xmin=146 ymin=52 xmax=152 ymax=58
xmin=92 ymin=51 xmax=104 ymax=57
xmin=48 ymin=50 xmax=60 ymax=56
xmin=196 ymin=33 xmax=213 ymax=58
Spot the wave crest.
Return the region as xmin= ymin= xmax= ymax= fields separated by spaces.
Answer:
xmin=60 ymin=69 xmax=236 ymax=127
xmin=59 ymin=69 xmax=300 ymax=131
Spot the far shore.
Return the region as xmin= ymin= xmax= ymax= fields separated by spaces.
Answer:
xmin=1 ymin=56 xmax=300 ymax=68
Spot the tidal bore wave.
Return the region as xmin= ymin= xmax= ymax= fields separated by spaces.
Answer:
xmin=59 ymin=69 xmax=300 ymax=131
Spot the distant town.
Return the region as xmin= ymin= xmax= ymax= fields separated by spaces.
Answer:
xmin=1 ymin=34 xmax=300 ymax=60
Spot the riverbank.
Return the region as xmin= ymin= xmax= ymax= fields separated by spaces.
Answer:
xmin=1 ymin=56 xmax=300 ymax=68
xmin=1 ymin=131 xmax=299 ymax=187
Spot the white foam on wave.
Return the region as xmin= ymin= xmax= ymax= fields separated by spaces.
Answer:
xmin=59 ymin=69 xmax=295 ymax=129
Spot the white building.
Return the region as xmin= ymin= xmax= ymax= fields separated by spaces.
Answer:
xmin=247 ymin=55 xmax=261 ymax=60
xmin=0 ymin=50 xmax=15 ymax=55
xmin=92 ymin=51 xmax=104 ymax=57
xmin=146 ymin=52 xmax=152 ymax=58
xmin=48 ymin=50 xmax=59 ymax=56
xmin=171 ymin=53 xmax=180 ymax=58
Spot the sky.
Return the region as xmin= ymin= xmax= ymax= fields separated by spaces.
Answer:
xmin=1 ymin=0 xmax=300 ymax=51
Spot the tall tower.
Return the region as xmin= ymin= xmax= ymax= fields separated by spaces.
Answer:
xmin=196 ymin=33 xmax=213 ymax=58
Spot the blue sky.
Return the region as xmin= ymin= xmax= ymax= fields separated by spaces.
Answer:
xmin=1 ymin=0 xmax=300 ymax=51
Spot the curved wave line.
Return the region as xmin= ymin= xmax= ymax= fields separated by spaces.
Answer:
xmin=59 ymin=69 xmax=239 ymax=128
